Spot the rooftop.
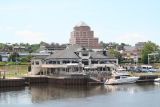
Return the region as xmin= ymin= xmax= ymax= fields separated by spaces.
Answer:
xmin=75 ymin=21 xmax=88 ymax=27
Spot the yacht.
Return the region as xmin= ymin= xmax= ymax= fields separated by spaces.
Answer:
xmin=105 ymin=72 xmax=139 ymax=85
xmin=154 ymin=78 xmax=160 ymax=82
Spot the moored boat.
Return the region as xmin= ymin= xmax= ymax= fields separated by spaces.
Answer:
xmin=105 ymin=72 xmax=139 ymax=85
xmin=154 ymin=78 xmax=160 ymax=82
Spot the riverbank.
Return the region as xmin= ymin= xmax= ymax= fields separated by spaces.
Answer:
xmin=0 ymin=65 xmax=28 ymax=78
xmin=0 ymin=61 xmax=29 ymax=66
xmin=0 ymin=73 xmax=160 ymax=88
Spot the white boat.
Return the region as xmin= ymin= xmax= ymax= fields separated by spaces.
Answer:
xmin=154 ymin=78 xmax=160 ymax=82
xmin=105 ymin=72 xmax=139 ymax=85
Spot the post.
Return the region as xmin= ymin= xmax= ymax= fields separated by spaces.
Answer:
xmin=3 ymin=64 xmax=6 ymax=79
xmin=148 ymin=54 xmax=150 ymax=65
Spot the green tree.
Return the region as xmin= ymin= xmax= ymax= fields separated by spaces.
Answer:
xmin=30 ymin=44 xmax=40 ymax=52
xmin=20 ymin=55 xmax=32 ymax=62
xmin=9 ymin=52 xmax=19 ymax=62
xmin=141 ymin=41 xmax=159 ymax=64
xmin=109 ymin=49 xmax=122 ymax=63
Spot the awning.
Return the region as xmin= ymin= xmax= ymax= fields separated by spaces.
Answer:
xmin=41 ymin=63 xmax=81 ymax=68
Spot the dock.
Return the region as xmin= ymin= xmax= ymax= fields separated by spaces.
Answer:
xmin=136 ymin=75 xmax=159 ymax=83
xmin=0 ymin=74 xmax=160 ymax=88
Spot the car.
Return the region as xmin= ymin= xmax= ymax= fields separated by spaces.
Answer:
xmin=139 ymin=65 xmax=156 ymax=72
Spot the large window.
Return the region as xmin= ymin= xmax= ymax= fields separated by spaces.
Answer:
xmin=35 ymin=61 xmax=39 ymax=65
xmin=91 ymin=60 xmax=98 ymax=64
xmin=82 ymin=53 xmax=88 ymax=56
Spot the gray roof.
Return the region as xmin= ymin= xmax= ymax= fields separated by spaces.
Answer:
xmin=46 ymin=46 xmax=80 ymax=59
xmin=36 ymin=46 xmax=46 ymax=53
xmin=45 ymin=44 xmax=116 ymax=60
xmin=33 ymin=55 xmax=48 ymax=60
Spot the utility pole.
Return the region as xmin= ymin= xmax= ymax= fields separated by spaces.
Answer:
xmin=148 ymin=54 xmax=150 ymax=65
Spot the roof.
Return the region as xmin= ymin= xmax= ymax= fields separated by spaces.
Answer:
xmin=36 ymin=46 xmax=46 ymax=53
xmin=46 ymin=44 xmax=116 ymax=60
xmin=32 ymin=55 xmax=48 ymax=60
xmin=75 ymin=21 xmax=88 ymax=27
xmin=41 ymin=63 xmax=80 ymax=68
xmin=46 ymin=46 xmax=80 ymax=59
xmin=124 ymin=46 xmax=136 ymax=52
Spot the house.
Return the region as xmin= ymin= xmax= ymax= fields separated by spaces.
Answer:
xmin=30 ymin=45 xmax=118 ymax=76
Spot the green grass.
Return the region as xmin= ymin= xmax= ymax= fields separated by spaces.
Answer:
xmin=0 ymin=65 xmax=28 ymax=78
xmin=0 ymin=61 xmax=30 ymax=66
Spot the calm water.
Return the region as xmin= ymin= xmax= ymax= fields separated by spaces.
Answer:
xmin=0 ymin=83 xmax=160 ymax=107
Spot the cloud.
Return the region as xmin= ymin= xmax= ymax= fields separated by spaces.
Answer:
xmin=114 ymin=32 xmax=149 ymax=45
xmin=15 ymin=30 xmax=47 ymax=43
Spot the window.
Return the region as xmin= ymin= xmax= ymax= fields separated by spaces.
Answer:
xmin=83 ymin=32 xmax=86 ymax=36
xmin=115 ymin=76 xmax=120 ymax=79
xmin=82 ymin=52 xmax=88 ymax=56
xmin=35 ymin=61 xmax=39 ymax=65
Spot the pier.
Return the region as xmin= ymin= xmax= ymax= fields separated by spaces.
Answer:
xmin=0 ymin=74 xmax=160 ymax=88
xmin=136 ymin=75 xmax=159 ymax=83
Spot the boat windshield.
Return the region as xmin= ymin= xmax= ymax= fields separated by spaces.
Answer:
xmin=115 ymin=75 xmax=130 ymax=79
xmin=115 ymin=76 xmax=120 ymax=79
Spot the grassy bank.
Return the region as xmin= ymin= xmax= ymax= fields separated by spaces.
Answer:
xmin=0 ymin=62 xmax=30 ymax=66
xmin=0 ymin=65 xmax=28 ymax=78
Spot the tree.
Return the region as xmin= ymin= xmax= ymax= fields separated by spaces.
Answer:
xmin=30 ymin=44 xmax=40 ymax=52
xmin=9 ymin=52 xmax=19 ymax=62
xmin=109 ymin=49 xmax=122 ymax=63
xmin=100 ymin=41 xmax=107 ymax=49
xmin=20 ymin=55 xmax=32 ymax=62
xmin=141 ymin=41 xmax=159 ymax=64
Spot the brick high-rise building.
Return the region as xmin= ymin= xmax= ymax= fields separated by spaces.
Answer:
xmin=69 ymin=22 xmax=101 ymax=49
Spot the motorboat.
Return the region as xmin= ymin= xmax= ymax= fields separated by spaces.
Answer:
xmin=105 ymin=72 xmax=139 ymax=85
xmin=154 ymin=78 xmax=160 ymax=82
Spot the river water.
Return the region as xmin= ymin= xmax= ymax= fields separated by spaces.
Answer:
xmin=0 ymin=83 xmax=160 ymax=107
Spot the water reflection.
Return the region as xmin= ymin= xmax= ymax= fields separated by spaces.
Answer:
xmin=29 ymin=84 xmax=109 ymax=103
xmin=29 ymin=83 xmax=160 ymax=103
xmin=0 ymin=83 xmax=160 ymax=104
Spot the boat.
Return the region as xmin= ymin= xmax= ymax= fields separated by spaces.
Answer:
xmin=154 ymin=78 xmax=160 ymax=82
xmin=105 ymin=72 xmax=139 ymax=85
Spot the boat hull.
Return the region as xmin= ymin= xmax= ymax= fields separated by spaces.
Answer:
xmin=154 ymin=78 xmax=160 ymax=82
xmin=105 ymin=77 xmax=139 ymax=85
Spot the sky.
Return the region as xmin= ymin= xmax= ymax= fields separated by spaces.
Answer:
xmin=0 ymin=0 xmax=160 ymax=46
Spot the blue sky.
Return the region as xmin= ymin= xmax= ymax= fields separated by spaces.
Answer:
xmin=0 ymin=0 xmax=160 ymax=45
